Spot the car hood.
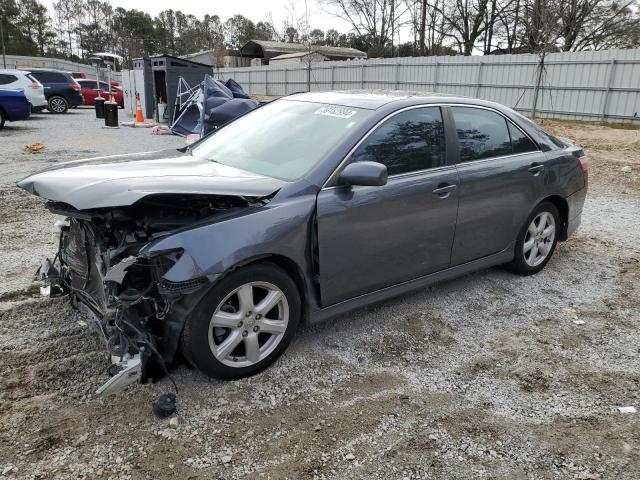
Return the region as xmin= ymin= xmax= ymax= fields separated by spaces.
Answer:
xmin=17 ymin=149 xmax=286 ymax=210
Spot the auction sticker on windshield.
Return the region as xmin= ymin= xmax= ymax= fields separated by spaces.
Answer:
xmin=314 ymin=106 xmax=357 ymax=119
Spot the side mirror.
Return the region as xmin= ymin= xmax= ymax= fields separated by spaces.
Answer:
xmin=338 ymin=161 xmax=388 ymax=187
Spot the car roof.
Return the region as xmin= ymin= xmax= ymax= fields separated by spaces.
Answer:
xmin=25 ymin=68 xmax=70 ymax=74
xmin=284 ymin=90 xmax=473 ymax=110
xmin=0 ymin=69 xmax=30 ymax=75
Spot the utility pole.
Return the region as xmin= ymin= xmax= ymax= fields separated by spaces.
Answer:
xmin=0 ymin=15 xmax=7 ymax=69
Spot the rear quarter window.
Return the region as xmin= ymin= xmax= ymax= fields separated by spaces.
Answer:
xmin=0 ymin=74 xmax=18 ymax=85
xmin=508 ymin=121 xmax=538 ymax=154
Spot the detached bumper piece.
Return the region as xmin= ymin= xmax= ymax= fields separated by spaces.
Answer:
xmin=96 ymin=354 xmax=142 ymax=395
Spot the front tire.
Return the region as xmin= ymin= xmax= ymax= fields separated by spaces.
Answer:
xmin=182 ymin=263 xmax=300 ymax=379
xmin=47 ymin=96 xmax=68 ymax=114
xmin=507 ymin=201 xmax=560 ymax=275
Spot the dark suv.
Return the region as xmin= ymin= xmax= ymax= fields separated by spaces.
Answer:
xmin=26 ymin=69 xmax=83 ymax=113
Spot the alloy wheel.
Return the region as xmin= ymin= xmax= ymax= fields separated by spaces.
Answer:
xmin=49 ymin=98 xmax=67 ymax=113
xmin=523 ymin=211 xmax=556 ymax=267
xmin=208 ymin=281 xmax=289 ymax=368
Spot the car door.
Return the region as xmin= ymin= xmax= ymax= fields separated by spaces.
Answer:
xmin=448 ymin=105 xmax=544 ymax=266
xmin=78 ymin=80 xmax=97 ymax=105
xmin=316 ymin=106 xmax=460 ymax=306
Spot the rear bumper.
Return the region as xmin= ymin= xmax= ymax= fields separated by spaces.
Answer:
xmin=69 ymin=94 xmax=84 ymax=107
xmin=566 ymin=184 xmax=588 ymax=238
xmin=7 ymin=108 xmax=31 ymax=121
xmin=28 ymin=91 xmax=48 ymax=108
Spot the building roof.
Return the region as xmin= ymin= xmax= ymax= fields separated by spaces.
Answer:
xmin=182 ymin=48 xmax=240 ymax=59
xmin=240 ymin=40 xmax=366 ymax=59
xmin=270 ymin=51 xmax=329 ymax=61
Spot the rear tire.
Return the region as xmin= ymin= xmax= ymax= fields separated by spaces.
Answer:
xmin=182 ymin=263 xmax=300 ymax=380
xmin=0 ymin=109 xmax=5 ymax=129
xmin=47 ymin=96 xmax=68 ymax=114
xmin=506 ymin=201 xmax=560 ymax=275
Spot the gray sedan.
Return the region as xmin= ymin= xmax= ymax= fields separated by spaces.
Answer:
xmin=18 ymin=91 xmax=588 ymax=392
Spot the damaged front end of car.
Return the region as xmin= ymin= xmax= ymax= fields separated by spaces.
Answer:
xmin=36 ymin=194 xmax=260 ymax=395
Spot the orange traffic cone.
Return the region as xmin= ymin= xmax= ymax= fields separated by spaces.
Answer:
xmin=135 ymin=94 xmax=144 ymax=123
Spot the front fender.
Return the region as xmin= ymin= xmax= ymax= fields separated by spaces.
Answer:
xmin=139 ymin=195 xmax=316 ymax=283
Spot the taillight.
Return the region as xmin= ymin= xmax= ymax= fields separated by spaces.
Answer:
xmin=577 ymin=155 xmax=589 ymax=173
xmin=69 ymin=83 xmax=81 ymax=91
xmin=30 ymin=82 xmax=40 ymax=89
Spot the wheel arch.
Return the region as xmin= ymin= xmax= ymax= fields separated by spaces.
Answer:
xmin=539 ymin=195 xmax=569 ymax=241
xmin=220 ymin=254 xmax=310 ymax=325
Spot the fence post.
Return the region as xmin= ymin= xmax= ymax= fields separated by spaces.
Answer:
xmin=265 ymin=68 xmax=269 ymax=96
xmin=475 ymin=62 xmax=484 ymax=98
xmin=361 ymin=63 xmax=365 ymax=88
xmin=433 ymin=62 xmax=440 ymax=92
xmin=331 ymin=65 xmax=335 ymax=90
xmin=601 ymin=59 xmax=617 ymax=122
xmin=395 ymin=63 xmax=401 ymax=90
xmin=531 ymin=54 xmax=545 ymax=118
xmin=284 ymin=68 xmax=288 ymax=95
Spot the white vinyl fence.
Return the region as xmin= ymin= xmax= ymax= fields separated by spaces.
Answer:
xmin=2 ymin=54 xmax=123 ymax=83
xmin=215 ymin=48 xmax=640 ymax=123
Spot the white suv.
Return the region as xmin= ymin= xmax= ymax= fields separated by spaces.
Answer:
xmin=0 ymin=69 xmax=48 ymax=111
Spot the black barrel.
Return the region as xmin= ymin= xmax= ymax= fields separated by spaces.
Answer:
xmin=104 ymin=101 xmax=119 ymax=128
xmin=94 ymin=97 xmax=105 ymax=118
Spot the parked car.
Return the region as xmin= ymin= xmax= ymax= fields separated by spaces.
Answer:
xmin=77 ymin=79 xmax=124 ymax=108
xmin=0 ymin=89 xmax=31 ymax=129
xmin=70 ymin=71 xmax=88 ymax=80
xmin=18 ymin=92 xmax=588 ymax=394
xmin=25 ymin=68 xmax=83 ymax=113
xmin=0 ymin=69 xmax=47 ymax=111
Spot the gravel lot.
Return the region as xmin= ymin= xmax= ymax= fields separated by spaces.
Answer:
xmin=0 ymin=109 xmax=638 ymax=480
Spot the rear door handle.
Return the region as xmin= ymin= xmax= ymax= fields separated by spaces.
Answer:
xmin=528 ymin=164 xmax=545 ymax=174
xmin=432 ymin=184 xmax=457 ymax=198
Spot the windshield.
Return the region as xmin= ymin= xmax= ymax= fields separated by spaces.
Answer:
xmin=191 ymin=99 xmax=371 ymax=181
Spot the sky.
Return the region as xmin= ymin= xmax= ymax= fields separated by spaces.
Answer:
xmin=41 ymin=0 xmax=355 ymax=36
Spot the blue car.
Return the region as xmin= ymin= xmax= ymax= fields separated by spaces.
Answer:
xmin=0 ymin=89 xmax=31 ymax=129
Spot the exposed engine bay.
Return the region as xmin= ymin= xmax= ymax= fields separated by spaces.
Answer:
xmin=37 ymin=194 xmax=261 ymax=394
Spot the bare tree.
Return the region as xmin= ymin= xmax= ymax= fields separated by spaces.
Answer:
xmin=323 ymin=0 xmax=410 ymax=51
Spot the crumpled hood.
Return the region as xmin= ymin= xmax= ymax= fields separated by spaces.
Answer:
xmin=17 ymin=149 xmax=285 ymax=210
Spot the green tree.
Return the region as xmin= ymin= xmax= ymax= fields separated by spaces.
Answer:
xmin=224 ymin=14 xmax=255 ymax=48
xmin=309 ymin=28 xmax=324 ymax=45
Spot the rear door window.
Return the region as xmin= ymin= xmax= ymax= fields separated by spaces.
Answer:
xmin=451 ymin=107 xmax=512 ymax=162
xmin=351 ymin=107 xmax=447 ymax=176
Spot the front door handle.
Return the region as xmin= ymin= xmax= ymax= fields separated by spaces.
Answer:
xmin=432 ymin=183 xmax=457 ymax=198
xmin=528 ymin=164 xmax=545 ymax=174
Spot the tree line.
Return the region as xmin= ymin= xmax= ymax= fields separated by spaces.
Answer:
xmin=0 ymin=0 xmax=638 ymax=66
xmin=326 ymin=0 xmax=640 ymax=56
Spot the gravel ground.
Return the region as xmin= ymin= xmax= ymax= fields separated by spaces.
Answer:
xmin=0 ymin=109 xmax=638 ymax=480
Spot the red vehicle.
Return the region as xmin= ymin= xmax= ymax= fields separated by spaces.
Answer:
xmin=77 ymin=79 xmax=124 ymax=108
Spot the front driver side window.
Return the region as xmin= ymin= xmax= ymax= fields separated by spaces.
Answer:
xmin=351 ymin=107 xmax=446 ymax=176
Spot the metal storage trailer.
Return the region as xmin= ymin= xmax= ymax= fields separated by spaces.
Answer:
xmin=150 ymin=55 xmax=212 ymax=122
